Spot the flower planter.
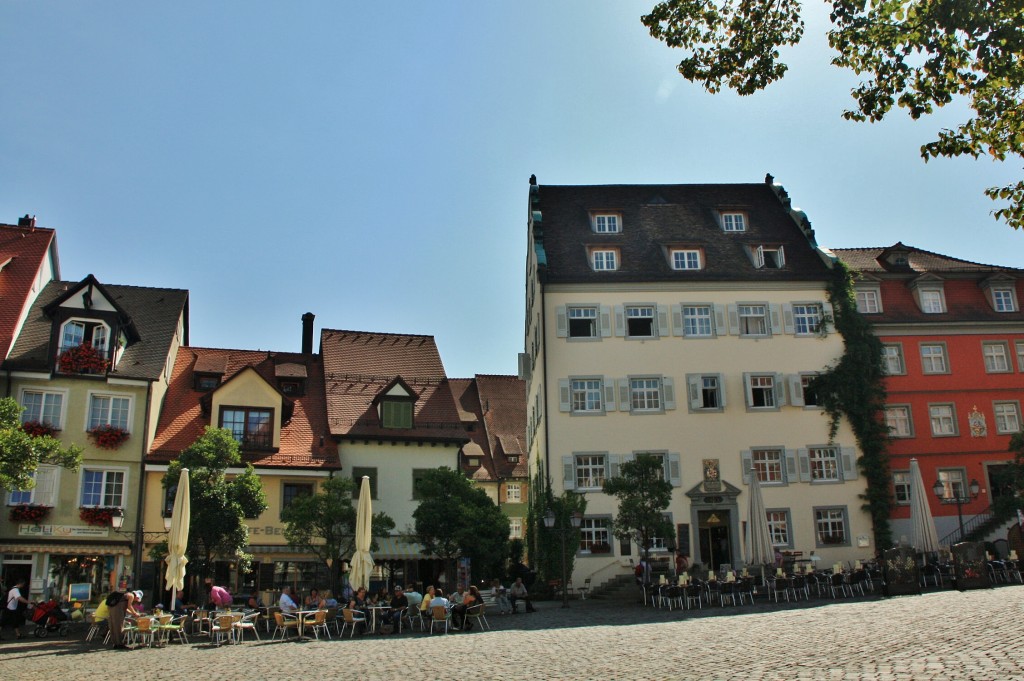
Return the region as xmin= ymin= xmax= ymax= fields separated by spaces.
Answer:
xmin=88 ymin=425 xmax=129 ymax=450
xmin=57 ymin=343 xmax=109 ymax=375
xmin=79 ymin=507 xmax=118 ymax=527
xmin=22 ymin=421 xmax=57 ymax=438
xmin=9 ymin=504 xmax=51 ymax=523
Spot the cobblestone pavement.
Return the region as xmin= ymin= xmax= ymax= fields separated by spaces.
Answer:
xmin=2 ymin=585 xmax=1023 ymax=680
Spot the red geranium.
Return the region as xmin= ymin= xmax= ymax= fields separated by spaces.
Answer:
xmin=9 ymin=505 xmax=50 ymax=523
xmin=79 ymin=507 xmax=118 ymax=526
xmin=22 ymin=421 xmax=57 ymax=438
xmin=57 ymin=343 xmax=109 ymax=375
xmin=88 ymin=424 xmax=129 ymax=450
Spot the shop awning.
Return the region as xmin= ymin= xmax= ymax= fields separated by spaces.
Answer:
xmin=0 ymin=543 xmax=131 ymax=556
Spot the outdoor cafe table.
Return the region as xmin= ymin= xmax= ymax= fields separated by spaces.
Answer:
xmin=368 ymin=605 xmax=392 ymax=633
xmin=293 ymin=610 xmax=325 ymax=639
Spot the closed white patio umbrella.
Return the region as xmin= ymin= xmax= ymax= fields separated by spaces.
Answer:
xmin=746 ymin=474 xmax=776 ymax=568
xmin=908 ymin=458 xmax=940 ymax=556
xmin=349 ymin=475 xmax=375 ymax=591
xmin=164 ymin=468 xmax=190 ymax=609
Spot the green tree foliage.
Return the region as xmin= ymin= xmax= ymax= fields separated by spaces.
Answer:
xmin=281 ymin=475 xmax=394 ymax=594
xmin=603 ymin=454 xmax=673 ymax=562
xmin=810 ymin=261 xmax=892 ymax=548
xmin=0 ymin=397 xmax=82 ymax=491
xmin=163 ymin=427 xmax=268 ymax=578
xmin=412 ymin=467 xmax=510 ymax=581
xmin=642 ymin=1 xmax=1024 ymax=230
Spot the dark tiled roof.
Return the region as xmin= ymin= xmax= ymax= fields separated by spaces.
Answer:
xmin=0 ymin=225 xmax=55 ymax=359
xmin=449 ymin=377 xmax=496 ymax=482
xmin=831 ymin=245 xmax=1024 ymax=275
xmin=475 ymin=375 xmax=528 ymax=480
xmin=148 ymin=347 xmax=340 ymax=470
xmin=533 ymin=183 xmax=831 ymax=284
xmin=320 ymin=329 xmax=466 ymax=443
xmin=5 ymin=279 xmax=187 ymax=380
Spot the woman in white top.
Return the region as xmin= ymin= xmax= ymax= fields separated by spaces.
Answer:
xmin=3 ymin=579 xmax=30 ymax=639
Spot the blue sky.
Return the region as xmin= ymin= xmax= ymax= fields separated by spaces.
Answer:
xmin=2 ymin=2 xmax=1019 ymax=378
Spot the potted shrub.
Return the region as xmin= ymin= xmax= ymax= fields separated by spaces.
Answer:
xmin=88 ymin=424 xmax=129 ymax=450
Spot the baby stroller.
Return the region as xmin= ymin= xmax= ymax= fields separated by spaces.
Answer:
xmin=31 ymin=599 xmax=70 ymax=637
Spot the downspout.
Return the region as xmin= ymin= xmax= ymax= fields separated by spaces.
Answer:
xmin=133 ymin=380 xmax=154 ymax=586
xmin=540 ymin=284 xmax=550 ymax=490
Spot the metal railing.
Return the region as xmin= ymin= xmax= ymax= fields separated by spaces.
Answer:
xmin=938 ymin=504 xmax=995 ymax=546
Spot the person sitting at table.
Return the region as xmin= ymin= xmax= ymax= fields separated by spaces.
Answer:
xmin=348 ymin=587 xmax=369 ymax=617
xmin=428 ymin=587 xmax=449 ymax=611
xmin=385 ymin=585 xmax=408 ymax=633
xmin=418 ymin=585 xmax=435 ymax=626
xmin=404 ymin=584 xmax=423 ymax=610
xmin=509 ymin=577 xmax=534 ymax=613
xmin=278 ymin=586 xmax=298 ymax=614
xmin=323 ymin=590 xmax=338 ymax=608
xmin=246 ymin=591 xmax=260 ymax=610
xmin=304 ymin=588 xmax=326 ymax=610
xmin=451 ymin=585 xmax=481 ymax=631
xmin=491 ymin=578 xmax=511 ymax=615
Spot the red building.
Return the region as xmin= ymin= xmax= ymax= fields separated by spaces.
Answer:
xmin=833 ymin=244 xmax=1024 ymax=546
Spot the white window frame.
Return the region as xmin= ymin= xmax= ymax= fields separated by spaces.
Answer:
xmin=983 ymin=341 xmax=1011 ymax=373
xmin=59 ymin=318 xmax=112 ymax=353
xmin=809 ymin=446 xmax=841 ymax=483
xmin=738 ymin=304 xmax=769 ymax=338
xmin=592 ymin=213 xmax=621 ymax=234
xmin=882 ymin=344 xmax=905 ymax=375
xmin=629 ymin=377 xmax=662 ymax=413
xmin=624 ymin=305 xmax=656 ymax=338
xmin=720 ymin=212 xmax=746 ymax=232
xmin=766 ymin=509 xmax=793 ymax=548
xmin=592 ymin=249 xmax=618 ymax=271
xmin=919 ymin=289 xmax=945 ymax=314
xmin=18 ymin=387 xmax=67 ymax=430
xmin=570 ymin=378 xmax=603 ymax=413
xmin=884 ymin=405 xmax=914 ymax=438
xmin=579 ymin=516 xmax=611 ymax=553
xmin=574 ymin=454 xmax=607 ymax=491
xmin=920 ymin=343 xmax=949 ymax=374
xmin=686 ymin=373 xmax=725 ymax=412
xmin=752 ymin=245 xmax=785 ymax=269
xmin=509 ymin=517 xmax=524 ymax=539
xmin=798 ymin=373 xmax=820 ymax=408
xmin=7 ymin=466 xmax=60 ymax=507
xmin=892 ymin=471 xmax=911 ymax=506
xmin=855 ymin=288 xmax=881 ymax=314
xmin=792 ymin=304 xmax=822 ymax=336
xmin=814 ymin=507 xmax=849 ymax=547
xmin=682 ymin=305 xmax=714 ymax=338
xmin=86 ymin=391 xmax=133 ymax=432
xmin=936 ymin=468 xmax=966 ymax=500
xmin=929 ymin=403 xmax=958 ymax=437
xmin=992 ymin=288 xmax=1017 ymax=312
xmin=567 ymin=306 xmax=599 ymax=339
xmin=671 ymin=249 xmax=702 ymax=270
xmin=506 ymin=483 xmax=522 ymax=503
xmin=752 ymin=449 xmax=786 ymax=485
xmin=994 ymin=401 xmax=1022 ymax=434
xmin=744 ymin=373 xmax=782 ymax=410
xmin=79 ymin=467 xmax=128 ymax=508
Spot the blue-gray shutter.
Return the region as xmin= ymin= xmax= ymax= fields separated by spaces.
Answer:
xmin=618 ymin=380 xmax=631 ymax=411
xmin=687 ymin=375 xmax=701 ymax=410
xmin=770 ymin=304 xmax=782 ymax=335
xmin=672 ymin=304 xmax=684 ymax=336
xmin=608 ymin=454 xmax=621 ymax=479
xmin=562 ymin=455 xmax=576 ymax=491
xmin=773 ymin=373 xmax=787 ymax=407
xmin=788 ymin=374 xmax=805 ymax=407
xmin=662 ymin=377 xmax=676 ymax=410
xmin=740 ymin=450 xmax=752 ymax=484
xmin=599 ymin=306 xmax=612 ymax=337
xmin=784 ymin=449 xmax=797 ymax=484
xmin=603 ymin=377 xmax=616 ymax=412
xmin=558 ymin=379 xmax=571 ymax=412
xmin=717 ymin=373 xmax=727 ymax=408
xmin=614 ymin=305 xmax=626 ymax=337
xmin=728 ymin=304 xmax=740 ymax=336
xmin=668 ymin=453 xmax=681 ymax=487
xmin=742 ymin=372 xmax=753 ymax=407
xmin=556 ymin=306 xmax=568 ymax=338
xmin=797 ymin=448 xmax=811 ymax=482
xmin=841 ymin=446 xmax=858 ymax=480
xmin=714 ymin=304 xmax=727 ymax=336
xmin=782 ymin=303 xmax=795 ymax=335
xmin=657 ymin=305 xmax=670 ymax=338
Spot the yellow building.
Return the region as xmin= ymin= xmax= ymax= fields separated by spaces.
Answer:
xmin=523 ymin=177 xmax=872 ymax=586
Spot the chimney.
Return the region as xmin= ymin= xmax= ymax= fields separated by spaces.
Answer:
xmin=301 ymin=312 xmax=315 ymax=354
xmin=17 ymin=214 xmax=36 ymax=228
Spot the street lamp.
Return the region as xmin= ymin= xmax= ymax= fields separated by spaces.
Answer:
xmin=932 ymin=477 xmax=981 ymax=543
xmin=110 ymin=509 xmax=172 ymax=586
xmin=544 ymin=508 xmax=583 ymax=608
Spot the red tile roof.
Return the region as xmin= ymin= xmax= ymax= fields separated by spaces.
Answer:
xmin=320 ymin=329 xmax=466 ymax=443
xmin=831 ymin=244 xmax=1022 ymax=274
xmin=475 ymin=375 xmax=528 ymax=479
xmin=0 ymin=224 xmax=56 ymax=359
xmin=450 ymin=378 xmax=496 ymax=482
xmin=148 ymin=347 xmax=339 ymax=470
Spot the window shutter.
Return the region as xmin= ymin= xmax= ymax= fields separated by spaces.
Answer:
xmin=782 ymin=303 xmax=795 ymax=335
xmin=770 ymin=304 xmax=782 ymax=335
xmin=717 ymin=373 xmax=727 ymax=408
xmin=777 ymin=245 xmax=785 ymax=267
xmin=599 ymin=306 xmax=612 ymax=337
xmin=556 ymin=307 xmax=568 ymax=338
xmin=668 ymin=453 xmax=681 ymax=487
xmin=562 ymin=456 xmax=576 ymax=491
xmin=773 ymin=373 xmax=787 ymax=407
xmin=614 ymin=305 xmax=626 ymax=337
xmin=788 ymin=374 xmax=805 ymax=407
xmin=742 ymin=372 xmax=753 ymax=407
xmin=784 ymin=449 xmax=797 ymax=483
xmin=618 ymin=380 xmax=630 ymax=411
xmin=687 ymin=375 xmax=701 ymax=410
xmin=740 ymin=450 xmax=752 ymax=484
xmin=657 ymin=305 xmax=670 ymax=338
xmin=714 ymin=304 xmax=727 ymax=336
xmin=754 ymin=245 xmax=765 ymax=268
xmin=797 ymin=448 xmax=811 ymax=482
xmin=34 ymin=466 xmax=58 ymax=507
xmin=672 ymin=304 xmax=684 ymax=336
xmin=823 ymin=301 xmax=835 ymax=333
xmin=603 ymin=378 xmax=616 ymax=412
xmin=517 ymin=353 xmax=530 ymax=382
xmin=841 ymin=446 xmax=858 ymax=480
xmin=662 ymin=377 xmax=676 ymax=410
xmin=604 ymin=455 xmax=613 ymax=484
xmin=609 ymin=454 xmax=621 ymax=479
xmin=728 ymin=304 xmax=740 ymax=336
xmin=558 ymin=379 xmax=571 ymax=412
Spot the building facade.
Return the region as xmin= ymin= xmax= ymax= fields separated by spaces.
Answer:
xmin=524 ymin=177 xmax=872 ymax=585
xmin=833 ymin=244 xmax=1024 ymax=545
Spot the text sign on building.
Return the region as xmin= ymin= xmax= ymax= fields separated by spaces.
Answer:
xmin=19 ymin=524 xmax=111 ymax=538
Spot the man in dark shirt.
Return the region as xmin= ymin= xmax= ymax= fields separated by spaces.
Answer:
xmin=387 ymin=585 xmax=409 ymax=632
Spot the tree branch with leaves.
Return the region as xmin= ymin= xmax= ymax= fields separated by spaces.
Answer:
xmin=0 ymin=397 xmax=81 ymax=491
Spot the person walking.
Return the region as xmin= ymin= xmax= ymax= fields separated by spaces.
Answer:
xmin=2 ymin=579 xmax=30 ymax=640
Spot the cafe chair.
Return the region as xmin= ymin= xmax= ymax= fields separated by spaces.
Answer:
xmin=233 ymin=612 xmax=261 ymax=642
xmin=465 ymin=602 xmax=490 ymax=631
xmin=829 ymin=572 xmax=851 ymax=599
xmin=771 ymin=577 xmax=791 ymax=603
xmin=272 ymin=611 xmax=300 ymax=641
xmin=133 ymin=617 xmax=156 ymax=647
xmin=339 ymin=608 xmax=366 ymax=638
xmin=307 ymin=610 xmax=331 ymax=640
xmin=85 ymin=614 xmax=107 ymax=642
xmin=396 ymin=604 xmax=417 ymax=633
xmin=578 ymin=578 xmax=592 ymax=600
xmin=429 ymin=605 xmax=450 ymax=635
xmin=684 ymin=582 xmax=704 ymax=609
xmin=718 ymin=581 xmax=738 ymax=607
xmin=211 ymin=614 xmax=238 ymax=646
xmin=848 ymin=570 xmax=869 ymax=596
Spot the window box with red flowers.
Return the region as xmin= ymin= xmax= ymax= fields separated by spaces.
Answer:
xmin=22 ymin=421 xmax=57 ymax=438
xmin=9 ymin=504 xmax=51 ymax=523
xmin=88 ymin=425 xmax=129 ymax=450
xmin=57 ymin=343 xmax=109 ymax=375
xmin=79 ymin=506 xmax=119 ymax=526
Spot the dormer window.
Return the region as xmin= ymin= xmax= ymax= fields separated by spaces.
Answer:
xmin=220 ymin=406 xmax=273 ymax=449
xmin=591 ymin=213 xmax=621 ymax=234
xmin=920 ymin=290 xmax=944 ymax=313
xmin=382 ymin=400 xmax=413 ymax=429
xmin=752 ymin=245 xmax=785 ymax=269
xmin=720 ymin=212 xmax=746 ymax=232
xmin=591 ymin=248 xmax=619 ymax=271
xmin=279 ymin=379 xmax=305 ymax=396
xmin=980 ymin=277 xmax=1019 ymax=313
xmin=60 ymin=319 xmax=110 ymax=353
xmin=194 ymin=374 xmax=220 ymax=392
xmin=670 ymin=249 xmax=702 ymax=270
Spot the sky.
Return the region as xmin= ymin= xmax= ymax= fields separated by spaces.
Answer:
xmin=2 ymin=2 xmax=1020 ymax=378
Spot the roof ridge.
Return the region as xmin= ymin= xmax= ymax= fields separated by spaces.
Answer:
xmin=53 ymin=278 xmax=188 ymax=294
xmin=320 ymin=327 xmax=435 ymax=340
xmin=831 ymin=244 xmax=1021 ymax=271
